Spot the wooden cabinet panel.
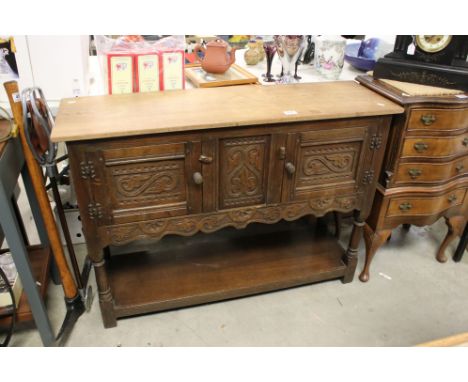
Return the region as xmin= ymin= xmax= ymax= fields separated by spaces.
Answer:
xmin=402 ymin=133 xmax=468 ymax=159
xmin=282 ymin=126 xmax=368 ymax=202
xmin=90 ymin=140 xmax=202 ymax=224
xmin=386 ymin=188 xmax=466 ymax=218
xmin=407 ymin=108 xmax=468 ymax=133
xmin=218 ymin=135 xmax=270 ymax=210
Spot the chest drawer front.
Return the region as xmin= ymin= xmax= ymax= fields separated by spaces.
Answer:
xmin=91 ymin=141 xmax=202 ymax=224
xmin=402 ymin=133 xmax=468 ymax=159
xmin=386 ymin=188 xmax=466 ymax=218
xmin=218 ymin=135 xmax=270 ymax=210
xmin=408 ymin=108 xmax=468 ymax=132
xmin=394 ymin=157 xmax=468 ymax=185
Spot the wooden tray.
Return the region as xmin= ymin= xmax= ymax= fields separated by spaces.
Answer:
xmin=185 ymin=63 xmax=258 ymax=88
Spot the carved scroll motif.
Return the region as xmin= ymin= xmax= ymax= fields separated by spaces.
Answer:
xmin=110 ymin=161 xmax=185 ymax=206
xmin=303 ymin=153 xmax=354 ymax=176
xmin=297 ymin=143 xmax=359 ymax=187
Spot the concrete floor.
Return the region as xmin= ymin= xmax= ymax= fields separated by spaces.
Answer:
xmin=7 ymin=213 xmax=468 ymax=347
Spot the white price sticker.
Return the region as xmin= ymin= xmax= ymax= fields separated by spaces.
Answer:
xmin=12 ymin=92 xmax=21 ymax=103
xmin=283 ymin=110 xmax=298 ymax=115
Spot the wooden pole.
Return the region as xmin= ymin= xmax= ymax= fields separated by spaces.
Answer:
xmin=3 ymin=81 xmax=78 ymax=300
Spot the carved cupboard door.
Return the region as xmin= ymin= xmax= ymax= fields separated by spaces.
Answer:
xmin=83 ymin=139 xmax=203 ymax=225
xmin=281 ymin=124 xmax=372 ymax=214
xmin=217 ymin=135 xmax=272 ymax=210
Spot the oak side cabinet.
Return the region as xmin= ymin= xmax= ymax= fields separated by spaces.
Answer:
xmin=51 ymin=82 xmax=403 ymax=327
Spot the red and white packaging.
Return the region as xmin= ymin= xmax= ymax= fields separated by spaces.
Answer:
xmin=107 ymin=53 xmax=135 ymax=94
xmin=159 ymin=50 xmax=185 ymax=91
xmin=135 ymin=52 xmax=161 ymax=93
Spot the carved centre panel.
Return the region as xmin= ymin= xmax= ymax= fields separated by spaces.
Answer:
xmin=296 ymin=142 xmax=361 ymax=189
xmin=219 ymin=136 xmax=269 ymax=209
xmin=108 ymin=159 xmax=187 ymax=208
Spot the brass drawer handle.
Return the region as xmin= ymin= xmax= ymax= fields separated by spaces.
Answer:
xmin=408 ymin=168 xmax=422 ymax=179
xmin=414 ymin=142 xmax=428 ymax=152
xmin=420 ymin=114 xmax=437 ymax=126
xmin=199 ymin=154 xmax=213 ymax=164
xmin=285 ymin=162 xmax=296 ymax=175
xmin=463 ymin=137 xmax=468 ymax=147
xmin=456 ymin=163 xmax=464 ymax=173
xmin=399 ymin=202 xmax=412 ymax=211
xmin=448 ymin=194 xmax=457 ymax=203
xmin=193 ymin=172 xmax=203 ymax=185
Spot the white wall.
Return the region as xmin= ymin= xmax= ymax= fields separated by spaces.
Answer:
xmin=0 ymin=35 xmax=90 ymax=108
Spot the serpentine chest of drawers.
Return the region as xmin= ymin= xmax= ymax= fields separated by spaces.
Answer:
xmin=51 ymin=82 xmax=402 ymax=328
xmin=357 ymin=75 xmax=468 ymax=282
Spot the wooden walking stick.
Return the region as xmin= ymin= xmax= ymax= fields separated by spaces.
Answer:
xmin=4 ymin=81 xmax=84 ymax=345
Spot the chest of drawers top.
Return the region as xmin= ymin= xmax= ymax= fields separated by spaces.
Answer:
xmin=51 ymin=81 xmax=403 ymax=143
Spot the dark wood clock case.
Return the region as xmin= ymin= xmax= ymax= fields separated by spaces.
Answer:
xmin=373 ymin=35 xmax=468 ymax=91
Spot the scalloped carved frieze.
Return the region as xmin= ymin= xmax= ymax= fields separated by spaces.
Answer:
xmin=106 ymin=194 xmax=359 ymax=246
xmin=309 ymin=197 xmax=333 ymax=211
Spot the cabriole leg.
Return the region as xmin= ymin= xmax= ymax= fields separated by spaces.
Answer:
xmin=359 ymin=225 xmax=392 ymax=282
xmin=436 ymin=216 xmax=465 ymax=263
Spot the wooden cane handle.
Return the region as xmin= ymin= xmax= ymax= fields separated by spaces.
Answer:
xmin=3 ymin=81 xmax=78 ymax=300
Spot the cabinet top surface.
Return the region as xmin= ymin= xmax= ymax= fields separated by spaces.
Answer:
xmin=51 ymin=81 xmax=403 ymax=142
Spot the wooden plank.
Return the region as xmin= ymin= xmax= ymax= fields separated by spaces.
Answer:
xmin=417 ymin=332 xmax=468 ymax=347
xmin=52 ymin=81 xmax=404 ymax=142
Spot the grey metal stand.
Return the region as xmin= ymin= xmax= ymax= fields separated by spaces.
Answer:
xmin=0 ymin=137 xmax=54 ymax=346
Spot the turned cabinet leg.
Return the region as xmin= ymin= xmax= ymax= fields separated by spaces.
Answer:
xmin=359 ymin=225 xmax=392 ymax=282
xmin=436 ymin=216 xmax=465 ymax=263
xmin=87 ymin=241 xmax=117 ymax=328
xmin=342 ymin=217 xmax=365 ymax=283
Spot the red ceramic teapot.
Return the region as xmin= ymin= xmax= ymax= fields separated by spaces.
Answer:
xmin=194 ymin=39 xmax=236 ymax=74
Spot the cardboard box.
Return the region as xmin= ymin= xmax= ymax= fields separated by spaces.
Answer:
xmin=107 ymin=53 xmax=135 ymax=94
xmin=135 ymin=52 xmax=160 ymax=93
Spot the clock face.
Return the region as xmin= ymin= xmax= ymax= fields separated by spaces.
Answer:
xmin=415 ymin=35 xmax=452 ymax=53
